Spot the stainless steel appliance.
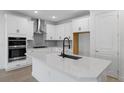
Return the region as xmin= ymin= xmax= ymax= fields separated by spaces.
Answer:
xmin=8 ymin=37 xmax=26 ymax=62
xmin=34 ymin=19 xmax=46 ymax=34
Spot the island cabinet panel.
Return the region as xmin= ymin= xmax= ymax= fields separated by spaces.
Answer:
xmin=32 ymin=54 xmax=110 ymax=82
xmin=50 ymin=69 xmax=76 ymax=82
xmin=32 ymin=57 xmax=76 ymax=82
xmin=32 ymin=58 xmax=51 ymax=81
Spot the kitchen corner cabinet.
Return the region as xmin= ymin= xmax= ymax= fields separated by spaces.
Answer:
xmin=46 ymin=24 xmax=56 ymax=40
xmin=72 ymin=17 xmax=89 ymax=32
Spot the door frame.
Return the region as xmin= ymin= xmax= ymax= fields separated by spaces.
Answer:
xmin=90 ymin=10 xmax=119 ymax=78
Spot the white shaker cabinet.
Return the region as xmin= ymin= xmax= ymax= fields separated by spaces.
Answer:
xmin=72 ymin=17 xmax=89 ymax=32
xmin=64 ymin=22 xmax=73 ymax=40
xmin=46 ymin=22 xmax=72 ymax=40
xmin=26 ymin=21 xmax=34 ymax=40
xmin=6 ymin=14 xmax=19 ymax=34
xmin=56 ymin=23 xmax=73 ymax=40
xmin=6 ymin=14 xmax=27 ymax=35
xmin=17 ymin=17 xmax=27 ymax=35
xmin=46 ymin=24 xmax=56 ymax=40
xmin=5 ymin=14 xmax=34 ymax=40
xmin=56 ymin=24 xmax=65 ymax=40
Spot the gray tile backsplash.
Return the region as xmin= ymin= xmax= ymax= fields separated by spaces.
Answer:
xmin=27 ymin=40 xmax=34 ymax=48
xmin=33 ymin=33 xmax=46 ymax=46
xmin=27 ymin=19 xmax=58 ymax=48
xmin=46 ymin=41 xmax=57 ymax=47
xmin=27 ymin=36 xmax=58 ymax=48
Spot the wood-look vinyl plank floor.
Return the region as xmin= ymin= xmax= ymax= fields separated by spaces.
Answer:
xmin=0 ymin=66 xmax=37 ymax=82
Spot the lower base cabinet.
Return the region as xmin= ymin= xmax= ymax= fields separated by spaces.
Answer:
xmin=6 ymin=59 xmax=32 ymax=71
xmin=32 ymin=58 xmax=76 ymax=82
xmin=32 ymin=58 xmax=107 ymax=82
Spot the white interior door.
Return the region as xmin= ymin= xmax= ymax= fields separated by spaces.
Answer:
xmin=119 ymin=11 xmax=124 ymax=80
xmin=94 ymin=11 xmax=118 ymax=78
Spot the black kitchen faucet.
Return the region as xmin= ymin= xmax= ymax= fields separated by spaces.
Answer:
xmin=62 ymin=37 xmax=70 ymax=58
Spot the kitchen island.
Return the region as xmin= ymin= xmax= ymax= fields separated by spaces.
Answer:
xmin=31 ymin=51 xmax=111 ymax=82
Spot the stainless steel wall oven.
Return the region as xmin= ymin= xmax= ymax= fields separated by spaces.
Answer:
xmin=8 ymin=37 xmax=26 ymax=62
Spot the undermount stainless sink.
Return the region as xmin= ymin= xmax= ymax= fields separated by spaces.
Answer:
xmin=59 ymin=54 xmax=82 ymax=60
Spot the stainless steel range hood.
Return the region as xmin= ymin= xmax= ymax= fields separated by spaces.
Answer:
xmin=35 ymin=19 xmax=46 ymax=34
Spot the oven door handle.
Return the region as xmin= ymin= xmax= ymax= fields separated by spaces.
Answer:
xmin=9 ymin=45 xmax=26 ymax=49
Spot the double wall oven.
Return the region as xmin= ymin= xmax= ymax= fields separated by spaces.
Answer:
xmin=8 ymin=37 xmax=26 ymax=62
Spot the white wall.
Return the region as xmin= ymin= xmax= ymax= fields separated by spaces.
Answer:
xmin=119 ymin=11 xmax=124 ymax=81
xmin=0 ymin=11 xmax=6 ymax=69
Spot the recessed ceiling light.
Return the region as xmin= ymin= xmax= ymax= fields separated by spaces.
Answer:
xmin=52 ymin=16 xmax=56 ymax=19
xmin=34 ymin=11 xmax=38 ymax=14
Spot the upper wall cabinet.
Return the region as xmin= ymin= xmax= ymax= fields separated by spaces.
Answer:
xmin=46 ymin=22 xmax=73 ymax=40
xmin=46 ymin=24 xmax=56 ymax=40
xmin=55 ymin=22 xmax=73 ymax=40
xmin=5 ymin=14 xmax=34 ymax=40
xmin=26 ymin=20 xmax=34 ymax=40
xmin=56 ymin=24 xmax=65 ymax=40
xmin=72 ymin=17 xmax=89 ymax=32
xmin=64 ymin=22 xmax=73 ymax=40
xmin=6 ymin=14 xmax=26 ymax=35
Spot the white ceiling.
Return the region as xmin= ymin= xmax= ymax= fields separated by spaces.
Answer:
xmin=10 ymin=10 xmax=90 ymax=22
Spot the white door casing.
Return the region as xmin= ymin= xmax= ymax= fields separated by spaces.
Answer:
xmin=93 ymin=11 xmax=118 ymax=78
xmin=118 ymin=11 xmax=124 ymax=81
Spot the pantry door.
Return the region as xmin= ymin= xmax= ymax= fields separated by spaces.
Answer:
xmin=94 ymin=11 xmax=118 ymax=78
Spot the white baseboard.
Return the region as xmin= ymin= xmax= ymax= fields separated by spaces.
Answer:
xmin=32 ymin=72 xmax=40 ymax=82
xmin=6 ymin=63 xmax=32 ymax=71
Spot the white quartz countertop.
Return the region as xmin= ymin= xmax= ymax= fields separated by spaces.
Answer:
xmin=32 ymin=51 xmax=111 ymax=80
